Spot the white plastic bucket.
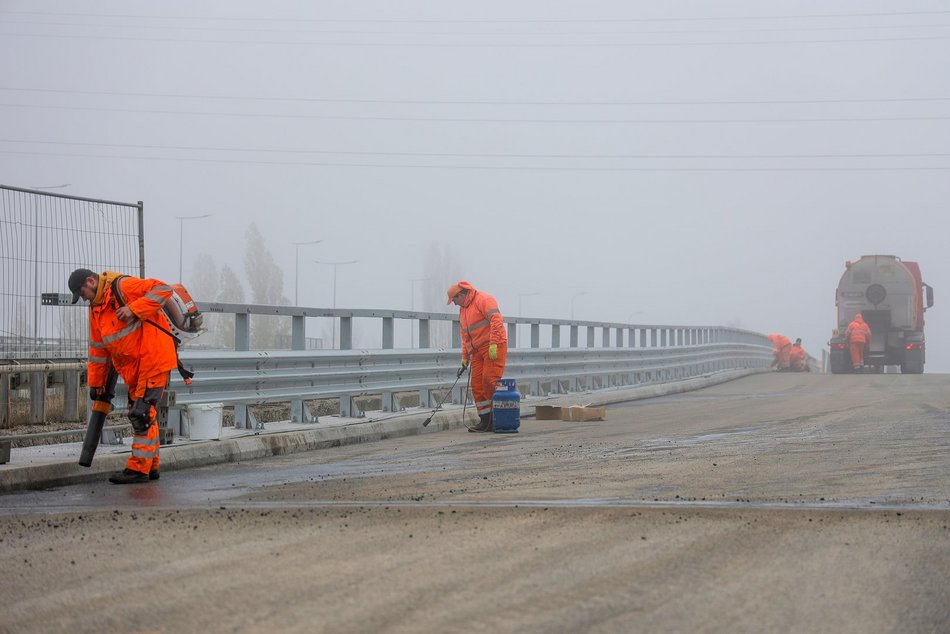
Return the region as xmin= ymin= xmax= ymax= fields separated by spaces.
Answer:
xmin=184 ymin=403 xmax=223 ymax=440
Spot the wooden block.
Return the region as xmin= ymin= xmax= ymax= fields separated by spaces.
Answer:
xmin=534 ymin=405 xmax=562 ymax=420
xmin=564 ymin=405 xmax=606 ymax=421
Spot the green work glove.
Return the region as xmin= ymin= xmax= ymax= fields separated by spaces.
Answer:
xmin=461 ymin=356 xmax=469 ymax=368
xmin=488 ymin=343 xmax=498 ymax=360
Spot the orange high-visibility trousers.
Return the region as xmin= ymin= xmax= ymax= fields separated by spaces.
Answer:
xmin=849 ymin=341 xmax=867 ymax=368
xmin=470 ymin=343 xmax=507 ymax=417
xmin=125 ymin=373 xmax=167 ymax=474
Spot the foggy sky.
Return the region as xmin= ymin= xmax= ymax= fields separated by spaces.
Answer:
xmin=3 ymin=1 xmax=949 ymax=370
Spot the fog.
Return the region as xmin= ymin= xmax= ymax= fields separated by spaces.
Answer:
xmin=2 ymin=1 xmax=949 ymax=369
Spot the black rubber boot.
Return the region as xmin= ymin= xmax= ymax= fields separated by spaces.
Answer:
xmin=108 ymin=468 xmax=149 ymax=484
xmin=468 ymin=413 xmax=493 ymax=433
xmin=148 ymin=469 xmax=160 ymax=481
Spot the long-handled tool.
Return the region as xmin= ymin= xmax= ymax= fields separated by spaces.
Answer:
xmin=79 ymin=364 xmax=119 ymax=467
xmin=422 ymin=365 xmax=468 ymax=427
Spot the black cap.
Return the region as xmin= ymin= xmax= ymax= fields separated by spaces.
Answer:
xmin=68 ymin=268 xmax=96 ymax=304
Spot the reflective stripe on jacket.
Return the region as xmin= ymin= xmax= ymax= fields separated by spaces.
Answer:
xmin=87 ymin=275 xmax=179 ymax=388
xmin=846 ymin=318 xmax=871 ymax=344
xmin=457 ymin=282 xmax=507 ymax=361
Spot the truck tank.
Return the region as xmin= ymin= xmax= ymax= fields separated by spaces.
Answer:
xmin=829 ymin=255 xmax=934 ymax=374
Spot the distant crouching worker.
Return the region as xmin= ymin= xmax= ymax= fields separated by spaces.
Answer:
xmin=447 ymin=280 xmax=507 ymax=433
xmin=845 ymin=312 xmax=872 ymax=371
xmin=69 ymin=268 xmax=179 ymax=484
xmin=788 ymin=338 xmax=807 ymax=372
xmin=767 ymin=334 xmax=792 ymax=370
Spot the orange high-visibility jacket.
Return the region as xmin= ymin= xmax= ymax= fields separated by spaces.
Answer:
xmin=457 ymin=281 xmax=507 ymax=362
xmin=767 ymin=334 xmax=791 ymax=351
xmin=846 ymin=315 xmax=871 ymax=344
xmin=87 ymin=273 xmax=179 ymax=388
xmin=789 ymin=344 xmax=805 ymax=369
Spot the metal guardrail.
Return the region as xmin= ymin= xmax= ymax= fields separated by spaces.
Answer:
xmin=4 ymin=300 xmax=773 ymax=433
xmin=166 ymin=341 xmax=771 ymax=431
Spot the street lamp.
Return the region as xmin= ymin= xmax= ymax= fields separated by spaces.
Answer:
xmin=292 ymin=239 xmax=322 ymax=306
xmin=570 ymin=291 xmax=588 ymax=321
xmin=410 ymin=277 xmax=433 ymax=348
xmin=313 ymin=259 xmax=358 ymax=347
xmin=175 ymin=214 xmax=212 ymax=282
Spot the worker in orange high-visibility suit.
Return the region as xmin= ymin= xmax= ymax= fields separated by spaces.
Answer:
xmin=845 ymin=312 xmax=872 ymax=371
xmin=767 ymin=334 xmax=791 ymax=370
xmin=447 ymin=281 xmax=507 ymax=433
xmin=788 ymin=338 xmax=807 ymax=371
xmin=69 ymin=268 xmax=179 ymax=484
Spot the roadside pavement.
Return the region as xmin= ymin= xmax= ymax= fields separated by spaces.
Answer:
xmin=0 ymin=369 xmax=759 ymax=493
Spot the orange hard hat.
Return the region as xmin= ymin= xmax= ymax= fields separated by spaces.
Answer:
xmin=446 ymin=283 xmax=463 ymax=304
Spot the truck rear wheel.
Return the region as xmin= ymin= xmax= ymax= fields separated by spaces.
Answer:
xmin=829 ymin=351 xmax=851 ymax=374
xmin=901 ymin=349 xmax=924 ymax=374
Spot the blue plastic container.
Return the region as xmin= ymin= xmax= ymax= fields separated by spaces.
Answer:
xmin=492 ymin=378 xmax=520 ymax=433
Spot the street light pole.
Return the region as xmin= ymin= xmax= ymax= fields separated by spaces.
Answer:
xmin=570 ymin=291 xmax=588 ymax=321
xmin=175 ymin=213 xmax=212 ymax=282
xmin=313 ymin=259 xmax=358 ymax=347
xmin=292 ymin=239 xmax=322 ymax=306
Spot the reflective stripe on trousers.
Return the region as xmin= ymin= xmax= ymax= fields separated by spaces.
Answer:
xmin=469 ymin=343 xmax=507 ymax=416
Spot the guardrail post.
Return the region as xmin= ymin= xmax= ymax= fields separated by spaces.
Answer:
xmin=340 ymin=395 xmax=352 ymax=417
xmin=30 ymin=372 xmax=45 ymax=424
xmin=340 ymin=317 xmax=352 ymax=350
xmin=587 ymin=327 xmax=595 ymax=348
xmin=452 ymin=320 xmax=461 ymax=348
xmin=235 ymin=404 xmax=258 ymax=429
xmin=292 ymin=315 xmax=305 ymax=350
xmin=661 ymin=330 xmax=668 ymax=347
xmin=419 ymin=319 xmax=430 ymax=348
xmin=508 ymin=322 xmax=517 ymax=349
xmin=531 ymin=323 xmax=540 ymax=348
xmin=552 ymin=324 xmax=560 ymax=348
xmin=420 ymin=387 xmax=430 ymax=408
xmin=382 ymin=317 xmax=394 ymax=349
xmin=570 ymin=325 xmax=578 ymax=347
xmin=235 ymin=314 xmax=250 ymax=351
xmin=602 ymin=328 xmax=609 ymax=348
xmin=381 ymin=390 xmax=393 ymax=412
xmin=64 ymin=369 xmax=80 ymax=422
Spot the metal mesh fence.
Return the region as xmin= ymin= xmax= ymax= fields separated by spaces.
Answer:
xmin=0 ymin=185 xmax=143 ymax=360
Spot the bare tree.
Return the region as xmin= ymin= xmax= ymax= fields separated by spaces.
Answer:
xmin=214 ymin=264 xmax=245 ymax=349
xmin=422 ymin=242 xmax=464 ymax=348
xmin=243 ymin=223 xmax=290 ymax=349
xmin=186 ymin=253 xmax=220 ymax=349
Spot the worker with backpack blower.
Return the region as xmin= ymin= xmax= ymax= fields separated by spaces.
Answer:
xmin=69 ymin=268 xmax=180 ymax=484
xmin=447 ymin=280 xmax=507 ymax=433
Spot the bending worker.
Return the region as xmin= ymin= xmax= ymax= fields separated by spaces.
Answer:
xmin=447 ymin=280 xmax=508 ymax=433
xmin=845 ymin=312 xmax=872 ymax=371
xmin=767 ymin=333 xmax=791 ymax=370
xmin=788 ymin=338 xmax=807 ymax=372
xmin=69 ymin=268 xmax=179 ymax=484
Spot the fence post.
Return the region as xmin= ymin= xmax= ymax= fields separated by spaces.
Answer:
xmin=0 ymin=374 xmax=9 ymax=429
xmin=30 ymin=372 xmax=46 ymax=424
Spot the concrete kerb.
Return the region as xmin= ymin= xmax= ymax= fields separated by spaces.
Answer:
xmin=0 ymin=367 xmax=761 ymax=493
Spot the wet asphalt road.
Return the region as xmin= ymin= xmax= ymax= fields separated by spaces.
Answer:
xmin=2 ymin=372 xmax=949 ymax=633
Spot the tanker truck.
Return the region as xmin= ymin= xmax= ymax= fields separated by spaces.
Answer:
xmin=829 ymin=255 xmax=934 ymax=374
